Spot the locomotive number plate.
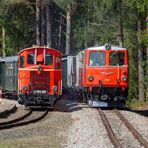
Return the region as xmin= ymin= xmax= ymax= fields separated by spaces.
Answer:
xmin=33 ymin=90 xmax=47 ymax=94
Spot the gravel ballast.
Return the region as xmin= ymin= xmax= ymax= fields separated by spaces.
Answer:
xmin=120 ymin=110 xmax=148 ymax=141
xmin=65 ymin=103 xmax=113 ymax=148
xmin=104 ymin=110 xmax=142 ymax=148
xmin=0 ymin=98 xmax=147 ymax=148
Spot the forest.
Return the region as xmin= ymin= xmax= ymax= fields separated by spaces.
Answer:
xmin=0 ymin=0 xmax=147 ymax=105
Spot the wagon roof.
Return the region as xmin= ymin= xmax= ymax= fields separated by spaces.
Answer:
xmin=0 ymin=57 xmax=5 ymax=62
xmin=2 ymin=56 xmax=18 ymax=62
xmin=87 ymin=45 xmax=127 ymax=50
xmin=18 ymin=46 xmax=62 ymax=55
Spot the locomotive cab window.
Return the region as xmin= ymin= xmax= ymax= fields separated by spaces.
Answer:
xmin=89 ymin=51 xmax=106 ymax=66
xmin=55 ymin=56 xmax=61 ymax=68
xmin=45 ymin=53 xmax=53 ymax=65
xmin=27 ymin=53 xmax=35 ymax=64
xmin=109 ymin=52 xmax=125 ymax=66
xmin=20 ymin=56 xmax=24 ymax=68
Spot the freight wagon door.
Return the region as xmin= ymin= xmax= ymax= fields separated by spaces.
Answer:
xmin=62 ymin=57 xmax=67 ymax=88
xmin=5 ymin=60 xmax=18 ymax=92
xmin=5 ymin=62 xmax=14 ymax=91
xmin=0 ymin=60 xmax=5 ymax=90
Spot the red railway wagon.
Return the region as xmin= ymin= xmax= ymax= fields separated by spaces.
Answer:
xmin=77 ymin=44 xmax=128 ymax=107
xmin=18 ymin=46 xmax=62 ymax=108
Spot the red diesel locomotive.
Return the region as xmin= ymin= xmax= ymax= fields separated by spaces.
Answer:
xmin=77 ymin=44 xmax=128 ymax=107
xmin=18 ymin=46 xmax=62 ymax=108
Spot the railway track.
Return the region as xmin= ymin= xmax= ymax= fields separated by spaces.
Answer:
xmin=98 ymin=108 xmax=122 ymax=148
xmin=98 ymin=108 xmax=148 ymax=148
xmin=0 ymin=109 xmax=48 ymax=130
xmin=114 ymin=109 xmax=148 ymax=148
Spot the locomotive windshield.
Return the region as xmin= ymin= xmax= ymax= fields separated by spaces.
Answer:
xmin=27 ymin=53 xmax=35 ymax=64
xmin=109 ymin=52 xmax=125 ymax=66
xmin=45 ymin=53 xmax=53 ymax=65
xmin=89 ymin=51 xmax=106 ymax=66
xmin=20 ymin=56 xmax=24 ymax=68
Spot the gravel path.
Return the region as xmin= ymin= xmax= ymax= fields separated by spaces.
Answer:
xmin=65 ymin=103 xmax=113 ymax=148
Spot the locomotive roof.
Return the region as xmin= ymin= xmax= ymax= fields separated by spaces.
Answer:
xmin=2 ymin=56 xmax=18 ymax=62
xmin=18 ymin=46 xmax=62 ymax=55
xmin=87 ymin=45 xmax=127 ymax=50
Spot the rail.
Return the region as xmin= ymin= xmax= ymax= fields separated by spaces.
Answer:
xmin=114 ymin=109 xmax=148 ymax=148
xmin=0 ymin=109 xmax=48 ymax=130
xmin=98 ymin=108 xmax=123 ymax=148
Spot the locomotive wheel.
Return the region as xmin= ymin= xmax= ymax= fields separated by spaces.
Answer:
xmin=82 ymin=92 xmax=87 ymax=103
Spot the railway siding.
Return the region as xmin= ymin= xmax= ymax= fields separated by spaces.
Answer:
xmin=0 ymin=102 xmax=17 ymax=117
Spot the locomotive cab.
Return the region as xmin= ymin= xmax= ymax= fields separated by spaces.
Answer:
xmin=18 ymin=47 xmax=62 ymax=108
xmin=77 ymin=44 xmax=128 ymax=107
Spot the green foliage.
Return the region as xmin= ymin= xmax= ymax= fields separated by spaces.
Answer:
xmin=54 ymin=0 xmax=76 ymax=11
xmin=71 ymin=0 xmax=118 ymax=52
xmin=0 ymin=0 xmax=36 ymax=55
xmin=126 ymin=98 xmax=148 ymax=109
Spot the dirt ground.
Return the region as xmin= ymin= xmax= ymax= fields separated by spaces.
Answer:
xmin=0 ymin=96 xmax=78 ymax=148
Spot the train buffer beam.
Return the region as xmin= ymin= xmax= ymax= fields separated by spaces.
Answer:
xmin=88 ymin=100 xmax=125 ymax=108
xmin=88 ymin=100 xmax=108 ymax=107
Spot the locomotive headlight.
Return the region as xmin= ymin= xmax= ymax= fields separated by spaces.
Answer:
xmin=88 ymin=75 xmax=94 ymax=81
xmin=52 ymin=85 xmax=57 ymax=92
xmin=105 ymin=43 xmax=111 ymax=50
xmin=38 ymin=66 xmax=43 ymax=71
xmin=22 ymin=86 xmax=28 ymax=92
xmin=37 ymin=66 xmax=43 ymax=75
xmin=122 ymin=76 xmax=127 ymax=82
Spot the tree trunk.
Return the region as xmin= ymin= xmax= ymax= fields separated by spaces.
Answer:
xmin=46 ymin=1 xmax=51 ymax=47
xmin=117 ymin=0 xmax=124 ymax=47
xmin=2 ymin=26 xmax=6 ymax=57
xmin=41 ymin=1 xmax=46 ymax=46
xmin=146 ymin=47 xmax=148 ymax=99
xmin=65 ymin=2 xmax=72 ymax=55
xmin=36 ymin=0 xmax=41 ymax=46
xmin=58 ymin=16 xmax=62 ymax=50
xmin=117 ymin=18 xmax=124 ymax=47
xmin=146 ymin=17 xmax=148 ymax=99
xmin=137 ymin=18 xmax=144 ymax=101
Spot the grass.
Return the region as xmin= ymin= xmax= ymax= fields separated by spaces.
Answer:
xmin=126 ymin=98 xmax=148 ymax=109
xmin=0 ymin=135 xmax=62 ymax=148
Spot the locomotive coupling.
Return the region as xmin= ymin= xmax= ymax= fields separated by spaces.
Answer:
xmin=101 ymin=94 xmax=108 ymax=101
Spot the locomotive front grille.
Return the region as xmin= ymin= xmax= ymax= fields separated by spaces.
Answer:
xmin=30 ymin=71 xmax=50 ymax=92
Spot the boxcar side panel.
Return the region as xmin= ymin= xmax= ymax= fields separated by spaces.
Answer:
xmin=3 ymin=56 xmax=18 ymax=93
xmin=62 ymin=57 xmax=68 ymax=88
xmin=1 ymin=62 xmax=6 ymax=91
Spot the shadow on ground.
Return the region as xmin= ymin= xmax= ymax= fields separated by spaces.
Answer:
xmin=53 ymin=90 xmax=91 ymax=113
